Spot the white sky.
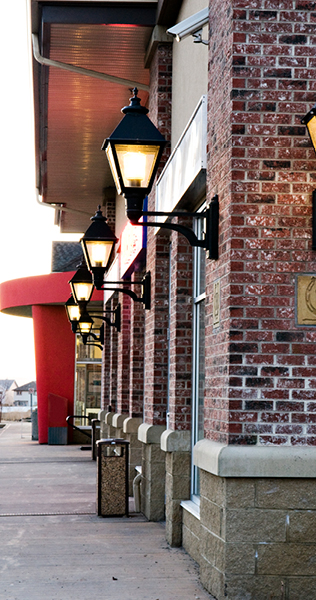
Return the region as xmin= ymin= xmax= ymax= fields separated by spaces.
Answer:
xmin=0 ymin=1 xmax=80 ymax=385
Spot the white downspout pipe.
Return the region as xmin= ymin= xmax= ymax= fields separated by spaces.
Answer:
xmin=32 ymin=34 xmax=150 ymax=92
xmin=36 ymin=189 xmax=92 ymax=218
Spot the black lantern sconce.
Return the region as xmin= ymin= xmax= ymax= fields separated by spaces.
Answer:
xmin=65 ymin=295 xmax=121 ymax=339
xmin=80 ymin=206 xmax=118 ymax=281
xmin=80 ymin=206 xmax=151 ymax=309
xmin=102 ymin=88 xmax=219 ymax=260
xmin=65 ymin=295 xmax=81 ymax=333
xmin=78 ymin=304 xmax=121 ymax=350
xmin=80 ymin=319 xmax=104 ymax=351
xmin=69 ymin=262 xmax=94 ymax=311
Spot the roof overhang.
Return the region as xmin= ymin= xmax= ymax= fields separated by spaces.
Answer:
xmin=30 ymin=0 xmax=160 ymax=233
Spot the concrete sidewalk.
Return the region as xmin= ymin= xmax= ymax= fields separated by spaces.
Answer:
xmin=0 ymin=422 xmax=214 ymax=600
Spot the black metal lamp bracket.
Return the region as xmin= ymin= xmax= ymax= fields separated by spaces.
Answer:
xmin=100 ymin=271 xmax=151 ymax=310
xmin=132 ymin=194 xmax=219 ymax=260
xmin=82 ymin=324 xmax=104 ymax=349
xmin=88 ymin=304 xmax=121 ymax=332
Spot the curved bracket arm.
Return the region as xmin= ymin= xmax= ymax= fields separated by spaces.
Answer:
xmin=100 ymin=272 xmax=151 ymax=310
xmin=133 ymin=195 xmax=219 ymax=260
xmin=137 ymin=220 xmax=203 ymax=248
xmin=84 ymin=341 xmax=104 ymax=351
xmin=89 ymin=304 xmax=121 ymax=332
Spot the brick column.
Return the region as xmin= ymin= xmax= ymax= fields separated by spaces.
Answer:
xmin=144 ymin=42 xmax=172 ymax=425
xmin=139 ymin=41 xmax=172 ymax=521
xmin=100 ymin=302 xmax=111 ymax=411
xmin=109 ymin=295 xmax=118 ymax=412
xmin=184 ymin=2 xmax=316 ymax=599
xmin=116 ymin=289 xmax=131 ymax=415
xmin=168 ymin=223 xmax=193 ymax=431
xmin=206 ymin=0 xmax=316 ymax=446
xmin=129 ymin=270 xmax=145 ymax=418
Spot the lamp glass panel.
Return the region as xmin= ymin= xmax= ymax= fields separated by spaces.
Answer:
xmin=78 ymin=319 xmax=93 ymax=335
xmin=85 ymin=241 xmax=113 ymax=269
xmin=115 ymin=144 xmax=160 ymax=188
xmin=106 ymin=144 xmax=122 ymax=195
xmin=72 ymin=281 xmax=93 ymax=303
xmin=307 ymin=115 xmax=316 ymax=150
xmin=68 ymin=303 xmax=80 ymax=322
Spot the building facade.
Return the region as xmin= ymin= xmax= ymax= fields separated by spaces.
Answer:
xmin=25 ymin=0 xmax=316 ymax=598
xmin=13 ymin=381 xmax=37 ymax=408
xmin=0 ymin=380 xmax=17 ymax=407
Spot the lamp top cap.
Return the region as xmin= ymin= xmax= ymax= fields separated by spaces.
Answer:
xmin=121 ymin=87 xmax=149 ymax=116
xmin=66 ymin=294 xmax=77 ymax=306
xmin=82 ymin=206 xmax=118 ymax=243
xmin=91 ymin=205 xmax=106 ymax=223
xmin=69 ymin=261 xmax=93 ymax=285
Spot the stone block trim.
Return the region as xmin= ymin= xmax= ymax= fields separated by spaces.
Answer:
xmin=197 ymin=469 xmax=316 ymax=600
xmin=141 ymin=442 xmax=165 ymax=521
xmin=206 ymin=0 xmax=316 ymax=446
xmin=182 ymin=504 xmax=202 ymax=566
xmin=194 ymin=437 xmax=316 ymax=477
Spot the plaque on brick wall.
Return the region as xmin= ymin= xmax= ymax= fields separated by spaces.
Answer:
xmin=297 ymin=275 xmax=316 ymax=325
xmin=213 ymin=280 xmax=220 ymax=328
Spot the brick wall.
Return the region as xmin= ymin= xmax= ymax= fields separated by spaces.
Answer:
xmin=143 ymin=42 xmax=172 ymax=426
xmin=129 ymin=270 xmax=145 ymax=418
xmin=101 ymin=314 xmax=111 ymax=411
xmin=168 ymin=223 xmax=193 ymax=431
xmin=109 ymin=295 xmax=119 ymax=412
xmin=206 ymin=0 xmax=316 ymax=446
xmin=116 ymin=290 xmax=131 ymax=414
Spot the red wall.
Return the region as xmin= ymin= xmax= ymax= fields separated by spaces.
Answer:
xmin=33 ymin=305 xmax=76 ymax=443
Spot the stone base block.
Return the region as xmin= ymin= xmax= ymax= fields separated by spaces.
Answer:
xmin=196 ymin=470 xmax=316 ymax=600
xmin=141 ymin=436 xmax=165 ymax=521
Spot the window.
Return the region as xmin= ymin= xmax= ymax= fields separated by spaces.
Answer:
xmin=74 ymin=335 xmax=102 ymax=422
xmin=191 ymin=208 xmax=206 ymax=501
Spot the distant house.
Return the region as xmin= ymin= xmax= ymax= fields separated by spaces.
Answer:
xmin=13 ymin=382 xmax=37 ymax=409
xmin=0 ymin=380 xmax=17 ymax=406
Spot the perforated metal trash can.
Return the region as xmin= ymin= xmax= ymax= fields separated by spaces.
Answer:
xmin=96 ymin=438 xmax=129 ymax=517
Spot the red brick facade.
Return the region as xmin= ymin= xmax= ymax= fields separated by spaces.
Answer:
xmin=116 ymin=290 xmax=131 ymax=414
xmin=101 ymin=319 xmax=111 ymax=411
xmin=129 ymin=270 xmax=146 ymax=418
xmin=168 ymin=223 xmax=193 ymax=431
xmin=142 ymin=43 xmax=173 ymax=426
xmin=206 ymin=0 xmax=316 ymax=446
xmin=109 ymin=295 xmax=119 ymax=412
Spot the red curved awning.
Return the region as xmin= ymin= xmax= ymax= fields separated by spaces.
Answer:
xmin=0 ymin=272 xmax=103 ymax=317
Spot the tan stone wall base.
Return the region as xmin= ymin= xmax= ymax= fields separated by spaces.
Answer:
xmin=182 ymin=504 xmax=201 ymax=565
xmin=103 ymin=412 xmax=117 ymax=439
xmin=141 ymin=442 xmax=165 ymax=521
xmin=187 ymin=470 xmax=316 ymax=600
xmin=165 ymin=451 xmax=190 ymax=547
xmin=123 ymin=417 xmax=143 ymax=496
